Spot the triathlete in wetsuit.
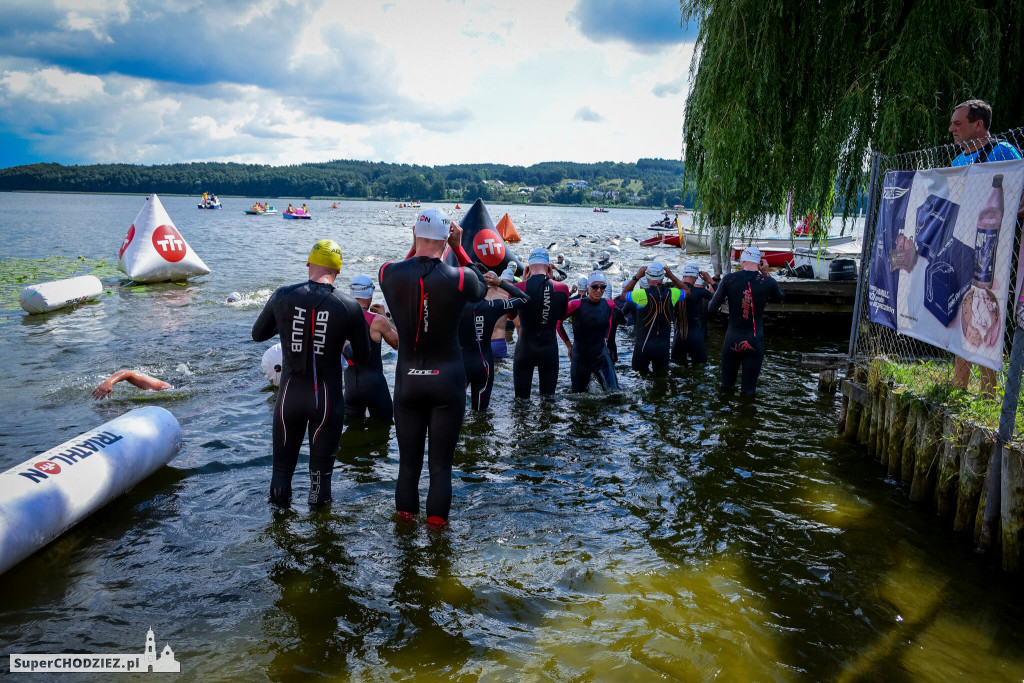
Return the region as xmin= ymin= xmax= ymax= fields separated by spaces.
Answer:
xmin=621 ymin=262 xmax=688 ymax=373
xmin=459 ymin=270 xmax=529 ymax=411
xmin=672 ymin=263 xmax=716 ymax=364
xmin=252 ymin=239 xmax=370 ymax=507
xmin=510 ymin=248 xmax=570 ymax=399
xmin=344 ymin=274 xmax=398 ymax=421
xmin=708 ymin=247 xmax=785 ymax=397
xmin=557 ymin=271 xmax=623 ymax=392
xmin=379 ymin=208 xmax=487 ymax=525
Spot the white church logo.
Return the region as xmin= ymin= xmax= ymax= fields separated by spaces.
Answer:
xmin=143 ymin=627 xmax=180 ymax=673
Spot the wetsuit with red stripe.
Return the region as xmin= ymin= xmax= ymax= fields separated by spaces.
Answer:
xmin=511 ymin=275 xmax=570 ymax=398
xmin=344 ymin=309 xmax=393 ymax=421
xmin=252 ymin=280 xmax=370 ymax=506
xmin=379 ymin=250 xmax=487 ymax=521
xmin=557 ymin=297 xmax=623 ymax=392
xmin=458 ymin=282 xmax=530 ymax=412
xmin=708 ymin=270 xmax=784 ymax=396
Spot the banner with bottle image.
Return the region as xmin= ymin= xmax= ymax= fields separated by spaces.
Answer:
xmin=868 ymin=159 xmax=1024 ymax=371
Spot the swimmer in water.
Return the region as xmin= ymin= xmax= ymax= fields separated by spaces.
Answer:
xmin=379 ymin=208 xmax=488 ymax=527
xmin=510 ymin=248 xmax=570 ymax=399
xmin=92 ymin=370 xmax=172 ymax=399
xmin=708 ymin=247 xmax=784 ymax=397
xmin=252 ymin=239 xmax=371 ymax=507
xmin=557 ymin=271 xmax=623 ymax=393
xmin=344 ymin=274 xmax=399 ymax=422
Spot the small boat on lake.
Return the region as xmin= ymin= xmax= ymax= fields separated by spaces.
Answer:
xmin=593 ymin=208 xmax=609 ymax=213
xmin=245 ymin=204 xmax=277 ymax=215
xmin=198 ymin=193 xmax=222 ymax=209
xmin=283 ymin=210 xmax=311 ymax=219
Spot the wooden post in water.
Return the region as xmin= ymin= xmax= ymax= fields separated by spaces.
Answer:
xmin=901 ymin=402 xmax=920 ymax=482
xmin=858 ymin=388 xmax=872 ymax=446
xmin=976 ymin=449 xmax=1000 ymax=547
xmin=954 ymin=428 xmax=992 ymax=534
xmin=880 ymin=385 xmax=896 ymax=466
xmin=1003 ymin=445 xmax=1024 ymax=571
xmin=843 ymin=399 xmax=861 ymax=440
xmin=935 ymin=419 xmax=964 ymax=518
xmin=887 ymin=391 xmax=907 ymax=479
xmin=867 ymin=385 xmax=881 ymax=458
xmin=910 ymin=404 xmax=941 ymax=502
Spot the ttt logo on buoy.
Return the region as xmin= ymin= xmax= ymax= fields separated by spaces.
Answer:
xmin=120 ymin=225 xmax=135 ymax=259
xmin=152 ymin=225 xmax=187 ymax=262
xmin=472 ymin=229 xmax=506 ymax=268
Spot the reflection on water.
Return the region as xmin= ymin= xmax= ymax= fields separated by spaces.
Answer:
xmin=0 ymin=193 xmax=1023 ymax=680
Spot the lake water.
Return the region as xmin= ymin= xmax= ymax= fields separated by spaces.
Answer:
xmin=1 ymin=192 xmax=1022 ymax=681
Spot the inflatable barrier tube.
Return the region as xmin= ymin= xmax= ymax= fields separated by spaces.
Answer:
xmin=0 ymin=406 xmax=182 ymax=576
xmin=19 ymin=275 xmax=103 ymax=314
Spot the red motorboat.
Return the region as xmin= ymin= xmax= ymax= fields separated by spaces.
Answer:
xmin=641 ymin=233 xmax=681 ymax=247
xmin=730 ymin=246 xmax=794 ymax=267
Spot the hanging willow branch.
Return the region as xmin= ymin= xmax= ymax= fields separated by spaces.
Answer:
xmin=680 ymin=0 xmax=1024 ymax=236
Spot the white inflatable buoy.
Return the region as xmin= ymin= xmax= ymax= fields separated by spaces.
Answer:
xmin=118 ymin=194 xmax=210 ymax=282
xmin=606 ymin=245 xmax=621 ymax=254
xmin=262 ymin=343 xmax=282 ymax=386
xmin=19 ymin=275 xmax=103 ymax=314
xmin=0 ymin=406 xmax=182 ymax=576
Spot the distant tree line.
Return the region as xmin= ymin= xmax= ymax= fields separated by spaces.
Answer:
xmin=0 ymin=158 xmax=694 ymax=208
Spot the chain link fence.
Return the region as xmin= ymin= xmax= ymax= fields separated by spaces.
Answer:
xmin=849 ymin=125 xmax=1024 ymax=438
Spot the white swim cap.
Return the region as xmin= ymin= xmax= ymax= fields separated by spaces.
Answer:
xmin=501 ymin=268 xmax=516 ymax=282
xmin=227 ymin=292 xmax=241 ymax=303
xmin=601 ymin=251 xmax=611 ymax=260
xmin=577 ymin=276 xmax=589 ymax=289
xmin=528 ymin=247 xmax=550 ymax=266
xmin=261 ymin=343 xmax=283 ymax=387
xmin=587 ymin=272 xmax=608 ymax=286
xmin=349 ymin=274 xmax=374 ymax=299
xmin=414 ymin=207 xmax=451 ymax=240
xmin=638 ymin=276 xmax=650 ymax=289
xmin=741 ymin=246 xmax=763 ymax=264
xmin=682 ymin=263 xmax=700 ymax=278
xmin=647 ymin=262 xmax=665 ymax=279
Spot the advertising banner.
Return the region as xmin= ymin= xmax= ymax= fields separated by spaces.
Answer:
xmin=868 ymin=159 xmax=1024 ymax=370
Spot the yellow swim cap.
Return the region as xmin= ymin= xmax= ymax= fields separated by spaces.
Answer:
xmin=308 ymin=239 xmax=343 ymax=270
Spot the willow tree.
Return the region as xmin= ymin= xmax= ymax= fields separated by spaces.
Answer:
xmin=680 ymin=0 xmax=1024 ymax=273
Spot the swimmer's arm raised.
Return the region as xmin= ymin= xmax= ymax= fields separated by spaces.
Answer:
xmin=93 ymin=370 xmax=171 ymax=400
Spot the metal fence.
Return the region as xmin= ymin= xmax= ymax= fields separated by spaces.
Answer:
xmin=849 ymin=126 xmax=1024 ymax=438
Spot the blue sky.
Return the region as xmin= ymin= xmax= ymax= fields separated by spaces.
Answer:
xmin=0 ymin=0 xmax=698 ymax=168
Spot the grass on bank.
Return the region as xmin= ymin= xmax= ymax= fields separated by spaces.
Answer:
xmin=868 ymin=356 xmax=1024 ymax=438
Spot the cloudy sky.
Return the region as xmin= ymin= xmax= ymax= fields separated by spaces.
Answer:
xmin=0 ymin=0 xmax=697 ymax=168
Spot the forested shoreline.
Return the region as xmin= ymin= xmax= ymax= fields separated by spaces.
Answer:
xmin=0 ymin=158 xmax=690 ymax=208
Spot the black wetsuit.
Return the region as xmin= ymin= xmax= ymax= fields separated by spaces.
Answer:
xmin=380 ymin=254 xmax=487 ymax=520
xmin=511 ymin=275 xmax=570 ymax=398
xmin=558 ymin=297 xmax=623 ymax=392
xmin=252 ymin=280 xmax=371 ymax=506
xmin=344 ymin=309 xmax=393 ymax=421
xmin=624 ymin=286 xmax=685 ymax=372
xmin=672 ymin=285 xmax=714 ymax=364
xmin=708 ymin=270 xmax=784 ymax=396
xmin=459 ymin=284 xmax=529 ymax=412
